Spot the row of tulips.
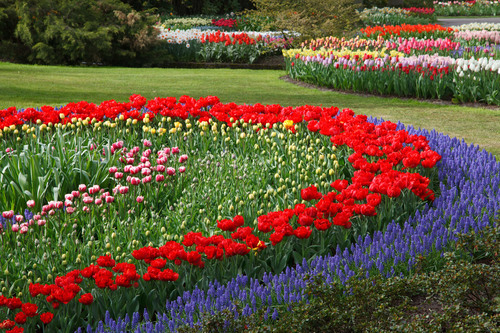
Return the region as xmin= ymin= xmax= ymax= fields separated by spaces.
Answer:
xmin=359 ymin=24 xmax=456 ymax=39
xmin=298 ymin=34 xmax=499 ymax=59
xmin=0 ymin=95 xmax=441 ymax=332
xmin=358 ymin=7 xmax=437 ymax=26
xmin=285 ymin=52 xmax=500 ymax=104
xmin=155 ymin=27 xmax=291 ymax=63
xmin=434 ymin=0 xmax=500 ymax=16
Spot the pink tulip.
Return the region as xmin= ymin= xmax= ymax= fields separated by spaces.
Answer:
xmin=157 ymin=165 xmax=166 ymax=173
xmin=115 ymin=172 xmax=124 ymax=179
xmin=65 ymin=194 xmax=74 ymax=201
xmin=83 ymin=206 xmax=89 ymax=213
xmin=26 ymin=200 xmax=35 ymax=208
xmin=11 ymin=224 xmax=19 ymax=232
xmin=28 ymin=219 xmax=34 ymax=226
xmin=66 ymin=207 xmax=75 ymax=214
xmin=37 ymin=220 xmax=46 ymax=226
xmin=109 ymin=166 xmax=118 ymax=173
xmin=105 ymin=196 xmax=114 ymax=204
xmin=34 ymin=214 xmax=41 ymax=221
xmin=156 ymin=174 xmax=165 ymax=182
xmin=136 ymin=196 xmax=144 ymax=203
xmin=143 ymin=149 xmax=151 ymax=157
xmin=83 ymin=197 xmax=93 ymax=204
xmin=71 ymin=190 xmax=80 ymax=198
xmin=20 ymin=226 xmax=28 ymax=234
xmin=126 ymin=158 xmax=135 ymax=165
xmin=15 ymin=215 xmax=24 ymax=223
xmin=167 ymin=167 xmax=176 ymax=176
xmin=79 ymin=184 xmax=87 ymax=192
xmin=124 ymin=165 xmax=132 ymax=173
xmin=95 ymin=198 xmax=102 ymax=205
xmin=172 ymin=147 xmax=180 ymax=154
xmin=2 ymin=210 xmax=14 ymax=219
xmin=130 ymin=177 xmax=141 ymax=186
xmin=141 ymin=168 xmax=151 ymax=176
xmin=64 ymin=200 xmax=72 ymax=207
xmin=142 ymin=175 xmax=152 ymax=184
xmin=164 ymin=147 xmax=171 ymax=155
xmin=54 ymin=201 xmax=64 ymax=209
xmin=140 ymin=156 xmax=149 ymax=163
xmin=179 ymin=166 xmax=186 ymax=173
xmin=178 ymin=154 xmax=188 ymax=163
xmin=49 ymin=210 xmax=55 ymax=216
xmin=157 ymin=157 xmax=168 ymax=165
xmin=119 ymin=186 xmax=129 ymax=194
xmin=143 ymin=139 xmax=152 ymax=147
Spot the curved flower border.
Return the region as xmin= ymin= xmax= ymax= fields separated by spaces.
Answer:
xmin=82 ymin=118 xmax=499 ymax=333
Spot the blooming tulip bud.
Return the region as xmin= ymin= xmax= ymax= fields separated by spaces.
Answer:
xmin=136 ymin=196 xmax=144 ymax=203
xmin=26 ymin=200 xmax=35 ymax=208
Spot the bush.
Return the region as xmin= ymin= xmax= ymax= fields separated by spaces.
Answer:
xmin=251 ymin=0 xmax=361 ymax=43
xmin=362 ymin=0 xmax=388 ymax=8
xmin=403 ymin=0 xmax=434 ymax=8
xmin=13 ymin=0 xmax=159 ymax=66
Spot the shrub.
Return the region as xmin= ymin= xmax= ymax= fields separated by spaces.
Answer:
xmin=13 ymin=0 xmax=159 ymax=66
xmin=403 ymin=0 xmax=434 ymax=8
xmin=362 ymin=0 xmax=389 ymax=8
xmin=251 ymin=0 xmax=361 ymax=43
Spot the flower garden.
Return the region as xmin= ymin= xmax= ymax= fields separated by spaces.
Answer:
xmin=285 ymin=23 xmax=500 ymax=105
xmin=1 ymin=2 xmax=500 ymax=333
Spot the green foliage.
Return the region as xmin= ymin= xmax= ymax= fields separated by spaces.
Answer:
xmin=13 ymin=0 xmax=158 ymax=65
xmin=251 ymin=0 xmax=361 ymax=43
xmin=0 ymin=0 xmax=17 ymax=41
xmin=184 ymin=224 xmax=500 ymax=332
xmin=403 ymin=0 xmax=434 ymax=8
xmin=362 ymin=0 xmax=389 ymax=8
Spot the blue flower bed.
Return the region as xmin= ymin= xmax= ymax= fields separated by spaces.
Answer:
xmin=80 ymin=118 xmax=500 ymax=333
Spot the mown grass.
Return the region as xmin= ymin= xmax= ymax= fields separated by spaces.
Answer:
xmin=1 ymin=61 xmax=499 ymax=157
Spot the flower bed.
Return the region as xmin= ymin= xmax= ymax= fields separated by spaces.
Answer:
xmin=359 ymin=7 xmax=437 ymax=26
xmin=83 ymin=116 xmax=500 ymax=333
xmin=0 ymin=95 xmax=447 ymax=332
xmin=284 ymin=23 xmax=500 ymax=105
xmin=155 ymin=27 xmax=292 ymax=64
xmin=434 ymin=0 xmax=500 ymax=16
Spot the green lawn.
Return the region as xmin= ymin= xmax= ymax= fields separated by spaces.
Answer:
xmin=1 ymin=61 xmax=499 ymax=157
